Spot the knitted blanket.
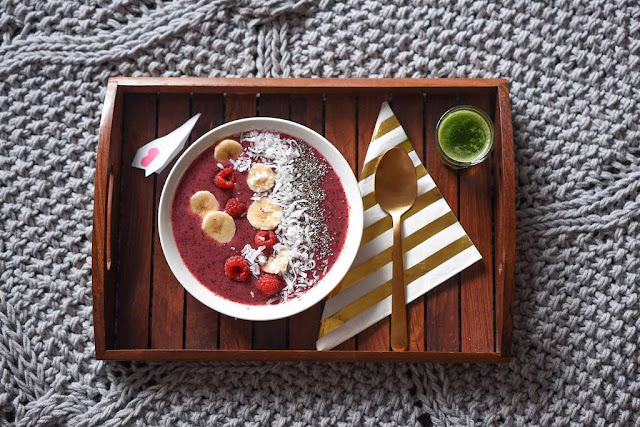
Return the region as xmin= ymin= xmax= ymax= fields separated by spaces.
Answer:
xmin=1 ymin=0 xmax=638 ymax=425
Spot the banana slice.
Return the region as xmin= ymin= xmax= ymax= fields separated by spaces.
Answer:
xmin=201 ymin=211 xmax=236 ymax=243
xmin=214 ymin=139 xmax=244 ymax=162
xmin=247 ymin=197 xmax=282 ymax=230
xmin=190 ymin=191 xmax=219 ymax=217
xmin=247 ymin=163 xmax=276 ymax=193
xmin=262 ymin=249 xmax=289 ymax=275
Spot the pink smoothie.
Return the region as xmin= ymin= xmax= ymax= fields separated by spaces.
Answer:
xmin=171 ymin=133 xmax=349 ymax=305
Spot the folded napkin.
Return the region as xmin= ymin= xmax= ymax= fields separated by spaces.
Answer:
xmin=316 ymin=102 xmax=482 ymax=351
xmin=132 ymin=114 xmax=200 ymax=176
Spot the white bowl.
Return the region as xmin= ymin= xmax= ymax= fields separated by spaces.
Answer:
xmin=159 ymin=117 xmax=363 ymax=321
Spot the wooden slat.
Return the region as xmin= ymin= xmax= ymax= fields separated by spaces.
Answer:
xmin=115 ymin=93 xmax=156 ymax=349
xmin=218 ymin=94 xmax=256 ymax=350
xmin=425 ymin=95 xmax=460 ymax=352
xmin=150 ymin=94 xmax=190 ymax=349
xmin=356 ymin=94 xmax=390 ymax=351
xmin=324 ymin=94 xmax=357 ymax=351
xmin=392 ymin=94 xmax=425 ymax=352
xmin=253 ymin=94 xmax=289 ymax=350
xmin=494 ymin=84 xmax=515 ymax=356
xmin=192 ymin=94 xmax=225 ymax=141
xmin=184 ymin=94 xmax=224 ymax=349
xmin=288 ymin=95 xmax=324 ymax=350
xmin=459 ymin=94 xmax=495 ymax=352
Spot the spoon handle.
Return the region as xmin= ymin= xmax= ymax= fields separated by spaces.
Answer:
xmin=390 ymin=214 xmax=408 ymax=352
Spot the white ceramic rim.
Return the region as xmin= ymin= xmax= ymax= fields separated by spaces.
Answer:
xmin=158 ymin=117 xmax=363 ymax=321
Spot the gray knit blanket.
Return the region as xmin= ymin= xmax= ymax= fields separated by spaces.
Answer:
xmin=1 ymin=0 xmax=639 ymax=425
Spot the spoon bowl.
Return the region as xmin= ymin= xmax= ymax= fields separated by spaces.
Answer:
xmin=375 ymin=147 xmax=418 ymax=216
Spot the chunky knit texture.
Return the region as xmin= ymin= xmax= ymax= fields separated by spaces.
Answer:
xmin=1 ymin=0 xmax=639 ymax=425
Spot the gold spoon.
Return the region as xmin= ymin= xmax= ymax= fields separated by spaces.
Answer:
xmin=374 ymin=146 xmax=417 ymax=352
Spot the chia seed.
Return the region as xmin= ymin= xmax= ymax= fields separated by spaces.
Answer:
xmin=290 ymin=139 xmax=333 ymax=260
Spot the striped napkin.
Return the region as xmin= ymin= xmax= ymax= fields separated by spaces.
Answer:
xmin=316 ymin=102 xmax=482 ymax=351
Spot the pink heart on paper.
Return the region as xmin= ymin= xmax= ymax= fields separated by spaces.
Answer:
xmin=141 ymin=147 xmax=160 ymax=167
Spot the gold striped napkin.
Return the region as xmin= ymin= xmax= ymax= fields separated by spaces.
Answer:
xmin=316 ymin=102 xmax=482 ymax=351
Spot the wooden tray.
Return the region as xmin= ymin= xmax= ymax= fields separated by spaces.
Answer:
xmin=92 ymin=78 xmax=514 ymax=362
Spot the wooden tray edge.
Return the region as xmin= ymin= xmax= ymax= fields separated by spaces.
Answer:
xmin=100 ymin=349 xmax=509 ymax=363
xmin=496 ymin=82 xmax=516 ymax=358
xmin=108 ymin=77 xmax=508 ymax=93
xmin=91 ymin=78 xmax=516 ymax=362
xmin=92 ymin=81 xmax=119 ymax=359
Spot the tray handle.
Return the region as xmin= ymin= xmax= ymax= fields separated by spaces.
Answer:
xmin=106 ymin=168 xmax=114 ymax=270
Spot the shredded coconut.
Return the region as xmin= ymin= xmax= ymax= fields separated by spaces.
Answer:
xmin=241 ymin=131 xmax=332 ymax=302
xmin=230 ymin=155 xmax=252 ymax=172
xmin=241 ymin=244 xmax=265 ymax=277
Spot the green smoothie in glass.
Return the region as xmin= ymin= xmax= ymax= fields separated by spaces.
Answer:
xmin=435 ymin=106 xmax=494 ymax=169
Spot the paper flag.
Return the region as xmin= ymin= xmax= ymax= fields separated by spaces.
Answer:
xmin=316 ymin=102 xmax=482 ymax=351
xmin=132 ymin=114 xmax=201 ymax=176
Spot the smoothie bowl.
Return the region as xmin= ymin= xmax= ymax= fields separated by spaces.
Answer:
xmin=159 ymin=118 xmax=363 ymax=321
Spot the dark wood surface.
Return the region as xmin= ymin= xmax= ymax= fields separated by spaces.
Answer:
xmin=459 ymin=93 xmax=495 ymax=352
xmin=184 ymin=94 xmax=225 ymax=350
xmin=324 ymin=94 xmax=357 ymax=351
xmin=424 ymin=95 xmax=460 ymax=352
xmin=151 ymin=94 xmax=190 ymax=349
xmin=115 ymin=93 xmax=156 ymax=349
xmin=92 ymin=78 xmax=515 ymax=361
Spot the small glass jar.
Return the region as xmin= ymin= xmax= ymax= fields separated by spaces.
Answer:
xmin=435 ymin=105 xmax=494 ymax=170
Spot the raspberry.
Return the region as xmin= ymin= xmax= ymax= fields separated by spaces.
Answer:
xmin=224 ymin=256 xmax=250 ymax=281
xmin=254 ymin=231 xmax=278 ymax=247
xmin=257 ymin=273 xmax=284 ymax=296
xmin=214 ymin=168 xmax=236 ymax=189
xmin=225 ymin=198 xmax=246 ymax=218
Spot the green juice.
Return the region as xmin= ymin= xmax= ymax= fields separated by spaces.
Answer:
xmin=437 ymin=107 xmax=493 ymax=168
